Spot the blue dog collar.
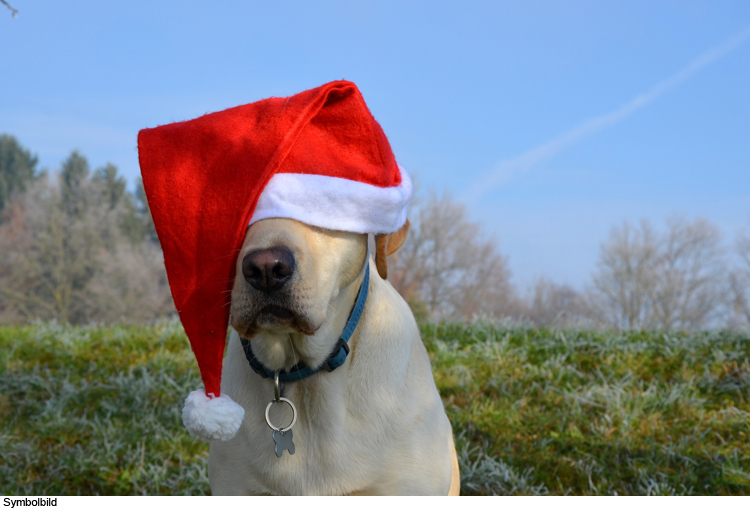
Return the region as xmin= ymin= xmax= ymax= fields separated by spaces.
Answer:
xmin=241 ymin=248 xmax=370 ymax=383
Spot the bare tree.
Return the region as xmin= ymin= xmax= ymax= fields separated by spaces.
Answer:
xmin=388 ymin=190 xmax=518 ymax=321
xmin=589 ymin=220 xmax=659 ymax=329
xmin=0 ymin=175 xmax=91 ymax=323
xmin=650 ymin=217 xmax=725 ymax=330
xmin=83 ymin=243 xmax=174 ymax=324
xmin=1 ymin=0 xmax=18 ymax=18
xmin=0 ymin=169 xmax=174 ymax=325
xmin=738 ymin=223 xmax=750 ymax=269
xmin=729 ymin=222 xmax=750 ymax=326
xmin=588 ymin=217 xmax=726 ymax=330
xmin=524 ymin=277 xmax=590 ymax=328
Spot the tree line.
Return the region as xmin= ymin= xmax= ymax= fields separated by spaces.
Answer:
xmin=1 ymin=133 xmax=748 ymax=330
xmin=0 ymin=134 xmax=172 ymax=324
xmin=389 ymin=188 xmax=750 ymax=330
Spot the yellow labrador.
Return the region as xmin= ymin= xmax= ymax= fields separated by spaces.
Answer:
xmin=208 ymin=218 xmax=460 ymax=495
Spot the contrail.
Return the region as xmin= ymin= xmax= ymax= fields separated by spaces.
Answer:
xmin=466 ymin=24 xmax=750 ymax=200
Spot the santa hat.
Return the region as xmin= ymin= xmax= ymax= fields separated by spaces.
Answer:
xmin=137 ymin=80 xmax=411 ymax=441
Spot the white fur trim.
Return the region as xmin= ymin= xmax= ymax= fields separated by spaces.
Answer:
xmin=182 ymin=389 xmax=245 ymax=442
xmin=250 ymin=165 xmax=412 ymax=234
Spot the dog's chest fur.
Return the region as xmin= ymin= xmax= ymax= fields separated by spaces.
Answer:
xmin=209 ymin=276 xmax=454 ymax=495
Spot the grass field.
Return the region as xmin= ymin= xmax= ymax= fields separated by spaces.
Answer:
xmin=1 ymin=320 xmax=749 ymax=495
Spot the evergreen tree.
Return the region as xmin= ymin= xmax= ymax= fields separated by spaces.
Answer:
xmin=93 ymin=163 xmax=127 ymax=209
xmin=60 ymin=151 xmax=90 ymax=218
xmin=0 ymin=134 xmax=38 ymax=215
xmin=134 ymin=178 xmax=159 ymax=244
xmin=92 ymin=163 xmax=145 ymax=244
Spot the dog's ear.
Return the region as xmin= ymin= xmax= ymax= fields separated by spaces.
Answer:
xmin=374 ymin=219 xmax=410 ymax=280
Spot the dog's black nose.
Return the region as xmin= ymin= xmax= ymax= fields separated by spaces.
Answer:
xmin=242 ymin=247 xmax=295 ymax=292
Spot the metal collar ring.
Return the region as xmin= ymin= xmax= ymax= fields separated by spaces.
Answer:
xmin=264 ymin=397 xmax=298 ymax=433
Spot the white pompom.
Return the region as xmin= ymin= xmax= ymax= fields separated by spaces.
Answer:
xmin=182 ymin=389 xmax=245 ymax=441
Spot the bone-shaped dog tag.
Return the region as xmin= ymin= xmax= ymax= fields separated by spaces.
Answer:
xmin=265 ymin=393 xmax=298 ymax=459
xmin=272 ymin=429 xmax=295 ymax=457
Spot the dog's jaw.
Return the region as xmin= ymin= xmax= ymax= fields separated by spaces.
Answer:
xmin=230 ymin=270 xmax=324 ymax=340
xmin=233 ymin=306 xmax=321 ymax=339
xmin=230 ymin=290 xmax=329 ymax=371
xmin=232 ymin=267 xmax=366 ymax=374
xmin=246 ymin=304 xmax=346 ymax=373
xmin=248 ymin=331 xmax=303 ymax=371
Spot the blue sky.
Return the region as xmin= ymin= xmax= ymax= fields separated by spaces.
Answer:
xmin=2 ymin=0 xmax=749 ymax=290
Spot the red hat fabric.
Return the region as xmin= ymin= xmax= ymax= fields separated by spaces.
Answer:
xmin=138 ymin=80 xmax=411 ymax=441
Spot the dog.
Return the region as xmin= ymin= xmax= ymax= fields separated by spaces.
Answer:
xmin=207 ymin=217 xmax=460 ymax=495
